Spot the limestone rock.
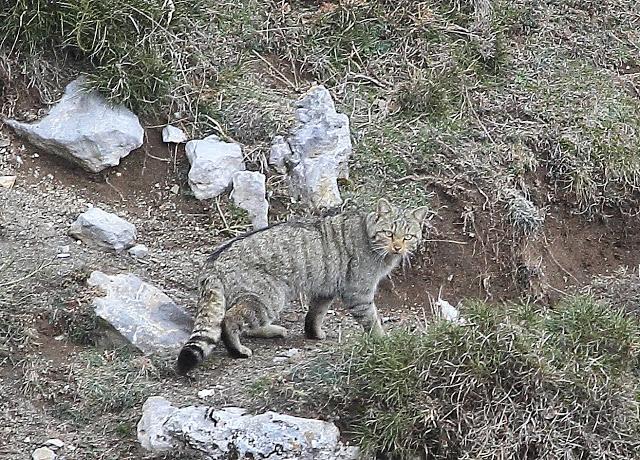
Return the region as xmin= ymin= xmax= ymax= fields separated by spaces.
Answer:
xmin=32 ymin=447 xmax=56 ymax=460
xmin=44 ymin=439 xmax=65 ymax=449
xmin=5 ymin=79 xmax=143 ymax=173
xmin=231 ymin=171 xmax=269 ymax=230
xmin=289 ymin=156 xmax=342 ymax=209
xmin=289 ymin=85 xmax=351 ymax=180
xmin=68 ymin=207 xmax=136 ymax=252
xmin=436 ymin=297 xmax=465 ymax=325
xmin=162 ymin=125 xmax=188 ymax=144
xmin=185 ymin=135 xmax=245 ymax=200
xmin=137 ymin=396 xmax=359 ymax=460
xmin=88 ymin=271 xmax=193 ymax=355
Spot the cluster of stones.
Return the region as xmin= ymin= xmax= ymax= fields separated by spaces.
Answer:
xmin=5 ymin=78 xmax=356 ymax=460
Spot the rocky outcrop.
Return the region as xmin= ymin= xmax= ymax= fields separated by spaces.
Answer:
xmin=289 ymin=85 xmax=352 ymax=180
xmin=269 ymin=86 xmax=351 ymax=209
xmin=137 ymin=396 xmax=359 ymax=460
xmin=289 ymin=156 xmax=343 ymax=209
xmin=5 ymin=79 xmax=144 ymax=173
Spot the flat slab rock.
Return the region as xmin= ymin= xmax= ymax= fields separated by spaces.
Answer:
xmin=137 ymin=396 xmax=359 ymax=460
xmin=88 ymin=272 xmax=192 ymax=355
xmin=5 ymin=78 xmax=144 ymax=173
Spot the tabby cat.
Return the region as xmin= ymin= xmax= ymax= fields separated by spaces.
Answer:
xmin=176 ymin=198 xmax=428 ymax=374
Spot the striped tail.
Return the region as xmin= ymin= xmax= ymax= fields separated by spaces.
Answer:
xmin=177 ymin=275 xmax=226 ymax=375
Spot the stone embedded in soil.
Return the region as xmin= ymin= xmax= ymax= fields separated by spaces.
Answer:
xmin=289 ymin=156 xmax=342 ymax=209
xmin=68 ymin=207 xmax=136 ymax=252
xmin=162 ymin=125 xmax=188 ymax=144
xmin=273 ymin=85 xmax=350 ymax=209
xmin=44 ymin=439 xmax=64 ymax=449
xmin=0 ymin=175 xmax=16 ymax=189
xmin=87 ymin=271 xmax=193 ymax=355
xmin=137 ymin=396 xmax=359 ymax=460
xmin=5 ymin=78 xmax=144 ymax=173
xmin=185 ymin=135 xmax=245 ymax=200
xmin=31 ymin=447 xmax=56 ymax=460
xmin=436 ymin=297 xmax=464 ymax=324
xmin=128 ymin=243 xmax=149 ymax=259
xmin=230 ymin=171 xmax=269 ymax=230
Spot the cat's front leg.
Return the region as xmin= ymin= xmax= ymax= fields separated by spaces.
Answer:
xmin=344 ymin=295 xmax=385 ymax=337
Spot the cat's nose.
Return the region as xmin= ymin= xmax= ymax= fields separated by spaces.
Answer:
xmin=392 ymin=243 xmax=402 ymax=252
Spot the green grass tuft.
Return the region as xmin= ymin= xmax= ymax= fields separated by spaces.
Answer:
xmin=0 ymin=0 xmax=203 ymax=113
xmin=287 ymin=297 xmax=640 ymax=458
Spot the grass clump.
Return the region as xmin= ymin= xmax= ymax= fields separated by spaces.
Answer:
xmin=291 ymin=298 xmax=640 ymax=459
xmin=0 ymin=0 xmax=202 ymax=113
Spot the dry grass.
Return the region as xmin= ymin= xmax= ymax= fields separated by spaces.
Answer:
xmin=276 ymin=297 xmax=640 ymax=459
xmin=3 ymin=0 xmax=638 ymax=216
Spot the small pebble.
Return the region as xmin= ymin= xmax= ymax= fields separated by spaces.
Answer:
xmin=197 ymin=389 xmax=216 ymax=399
xmin=45 ymin=439 xmax=64 ymax=449
xmin=32 ymin=447 xmax=56 ymax=460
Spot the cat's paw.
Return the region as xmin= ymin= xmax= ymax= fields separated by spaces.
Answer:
xmin=305 ymin=328 xmax=326 ymax=340
xmin=229 ymin=345 xmax=253 ymax=359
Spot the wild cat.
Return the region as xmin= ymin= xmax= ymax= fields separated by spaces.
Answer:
xmin=176 ymin=198 xmax=429 ymax=374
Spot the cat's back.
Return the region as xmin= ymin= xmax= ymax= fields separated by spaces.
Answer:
xmin=206 ymin=219 xmax=322 ymax=267
xmin=205 ymin=212 xmax=364 ymax=271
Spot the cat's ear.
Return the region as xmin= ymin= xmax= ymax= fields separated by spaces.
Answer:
xmin=376 ymin=198 xmax=393 ymax=216
xmin=411 ymin=206 xmax=431 ymax=224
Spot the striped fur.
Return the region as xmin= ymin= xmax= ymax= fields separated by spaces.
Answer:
xmin=176 ymin=199 xmax=429 ymax=374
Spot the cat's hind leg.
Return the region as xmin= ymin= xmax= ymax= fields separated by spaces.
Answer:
xmin=221 ymin=294 xmax=283 ymax=358
xmin=305 ymin=296 xmax=334 ymax=340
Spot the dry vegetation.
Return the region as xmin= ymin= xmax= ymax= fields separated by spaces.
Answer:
xmin=267 ymin=296 xmax=640 ymax=459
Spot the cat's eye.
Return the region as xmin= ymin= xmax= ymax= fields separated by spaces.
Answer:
xmin=384 ymin=230 xmax=393 ymax=238
xmin=404 ymin=235 xmax=414 ymax=241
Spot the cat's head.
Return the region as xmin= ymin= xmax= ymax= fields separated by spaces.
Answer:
xmin=366 ymin=198 xmax=430 ymax=257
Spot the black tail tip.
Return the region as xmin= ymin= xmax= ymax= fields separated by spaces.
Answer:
xmin=176 ymin=345 xmax=202 ymax=375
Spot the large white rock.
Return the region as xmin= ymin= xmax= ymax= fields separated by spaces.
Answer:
xmin=5 ymin=78 xmax=144 ymax=173
xmin=185 ymin=135 xmax=245 ymax=200
xmin=289 ymin=156 xmax=342 ymax=209
xmin=137 ymin=396 xmax=359 ymax=460
xmin=289 ymin=86 xmax=352 ymax=180
xmin=68 ymin=207 xmax=136 ymax=251
xmin=88 ymin=272 xmax=193 ymax=355
xmin=231 ymin=171 xmax=269 ymax=230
